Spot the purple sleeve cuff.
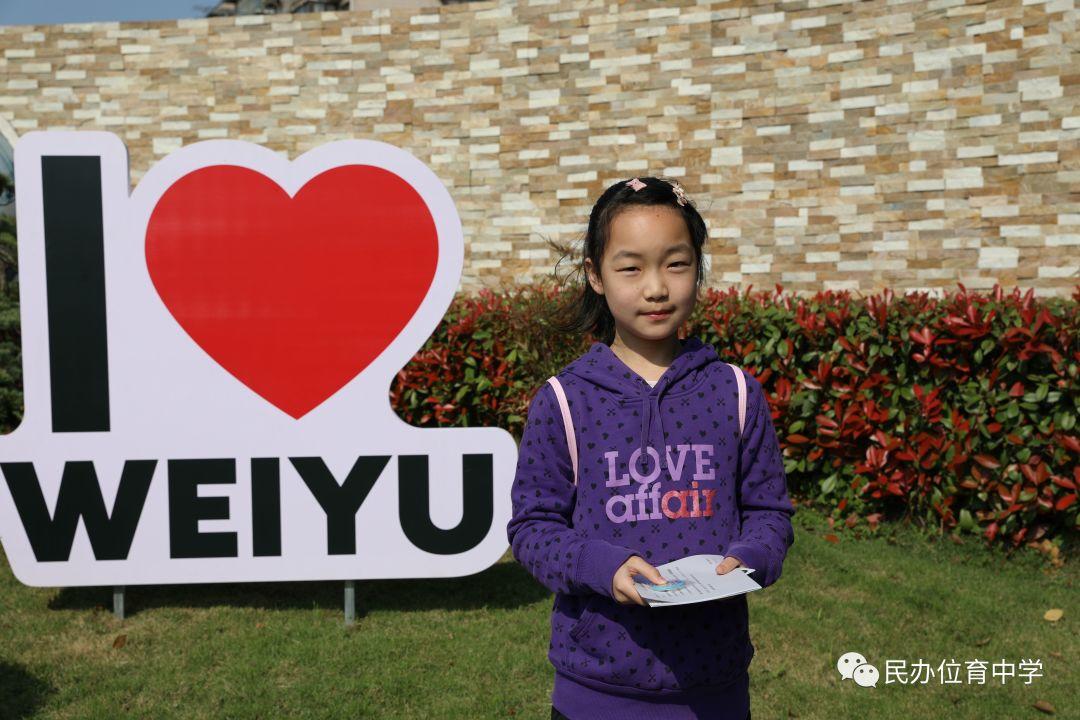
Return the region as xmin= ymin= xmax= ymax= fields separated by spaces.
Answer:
xmin=724 ymin=541 xmax=768 ymax=584
xmin=574 ymin=539 xmax=639 ymax=598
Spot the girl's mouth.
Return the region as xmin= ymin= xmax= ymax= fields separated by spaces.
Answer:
xmin=643 ymin=310 xmax=673 ymax=320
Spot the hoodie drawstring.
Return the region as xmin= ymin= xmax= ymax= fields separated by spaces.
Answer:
xmin=641 ymin=396 xmax=651 ymax=465
xmin=628 ymin=389 xmax=666 ymax=474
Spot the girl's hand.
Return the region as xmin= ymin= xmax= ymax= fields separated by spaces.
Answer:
xmin=611 ymin=555 xmax=668 ymax=606
xmin=715 ymin=555 xmax=745 ymax=575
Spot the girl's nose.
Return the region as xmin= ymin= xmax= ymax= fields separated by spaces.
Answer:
xmin=645 ymin=287 xmax=668 ymax=302
xmin=643 ymin=270 xmax=668 ymax=299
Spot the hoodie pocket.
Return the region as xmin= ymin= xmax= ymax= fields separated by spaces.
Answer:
xmin=565 ymin=594 xmax=754 ymax=693
xmin=569 ymin=596 xmax=600 ymax=643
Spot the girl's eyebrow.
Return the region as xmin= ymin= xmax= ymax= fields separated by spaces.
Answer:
xmin=611 ymin=244 xmax=693 ymax=261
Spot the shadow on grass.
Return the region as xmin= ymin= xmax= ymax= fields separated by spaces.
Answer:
xmin=0 ymin=661 xmax=54 ymax=719
xmin=46 ymin=556 xmax=552 ymax=618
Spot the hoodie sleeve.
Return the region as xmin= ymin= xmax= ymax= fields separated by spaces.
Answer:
xmin=506 ymin=381 xmax=639 ymax=598
xmin=724 ymin=372 xmax=796 ymax=589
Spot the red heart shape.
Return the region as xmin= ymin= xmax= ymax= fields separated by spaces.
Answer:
xmin=146 ymin=164 xmax=438 ymax=418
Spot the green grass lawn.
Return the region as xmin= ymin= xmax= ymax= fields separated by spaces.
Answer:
xmin=1 ymin=509 xmax=1074 ymax=720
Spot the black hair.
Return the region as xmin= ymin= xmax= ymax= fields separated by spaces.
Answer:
xmin=544 ymin=176 xmax=709 ymax=345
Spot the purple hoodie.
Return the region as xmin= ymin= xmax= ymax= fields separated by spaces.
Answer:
xmin=506 ymin=337 xmax=795 ymax=720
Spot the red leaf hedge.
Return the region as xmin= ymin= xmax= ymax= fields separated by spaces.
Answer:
xmin=392 ymin=281 xmax=1079 ymax=548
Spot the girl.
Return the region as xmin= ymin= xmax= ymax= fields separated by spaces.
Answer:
xmin=506 ymin=176 xmax=796 ymax=720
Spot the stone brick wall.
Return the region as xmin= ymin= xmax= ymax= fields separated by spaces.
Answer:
xmin=1 ymin=0 xmax=1077 ymax=296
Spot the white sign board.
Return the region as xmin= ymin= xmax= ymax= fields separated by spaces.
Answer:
xmin=0 ymin=131 xmax=516 ymax=587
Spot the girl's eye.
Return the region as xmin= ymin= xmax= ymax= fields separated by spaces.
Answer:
xmin=618 ymin=262 xmax=689 ymax=271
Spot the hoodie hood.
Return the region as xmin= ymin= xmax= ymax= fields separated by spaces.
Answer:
xmin=563 ymin=337 xmax=720 ymax=472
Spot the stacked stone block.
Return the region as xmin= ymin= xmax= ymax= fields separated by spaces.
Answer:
xmin=0 ymin=0 xmax=1076 ymax=296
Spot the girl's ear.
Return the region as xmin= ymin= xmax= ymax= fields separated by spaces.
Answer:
xmin=584 ymin=257 xmax=604 ymax=295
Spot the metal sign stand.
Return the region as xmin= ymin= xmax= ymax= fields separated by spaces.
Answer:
xmin=344 ymin=580 xmax=356 ymax=626
xmin=113 ymin=586 xmax=125 ymax=620
xmin=110 ymin=584 xmax=356 ymax=624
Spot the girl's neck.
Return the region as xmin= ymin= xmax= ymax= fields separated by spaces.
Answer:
xmin=609 ymin=333 xmax=683 ymax=374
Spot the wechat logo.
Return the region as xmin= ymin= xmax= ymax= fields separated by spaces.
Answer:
xmin=837 ymin=651 xmax=879 ymax=688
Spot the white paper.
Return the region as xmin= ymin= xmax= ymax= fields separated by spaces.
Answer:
xmin=633 ymin=554 xmax=762 ymax=607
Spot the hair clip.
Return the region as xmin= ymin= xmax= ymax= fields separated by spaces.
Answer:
xmin=668 ymin=180 xmax=688 ymax=207
xmin=625 ymin=178 xmax=647 ymax=192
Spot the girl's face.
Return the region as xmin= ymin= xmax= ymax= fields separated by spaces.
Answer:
xmin=585 ymin=205 xmax=698 ymax=345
